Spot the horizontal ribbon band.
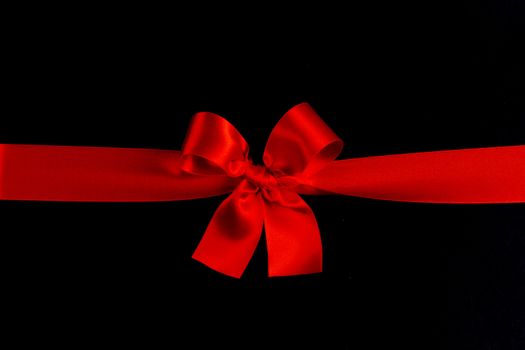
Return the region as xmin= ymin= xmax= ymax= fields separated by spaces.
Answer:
xmin=1 ymin=103 xmax=524 ymax=277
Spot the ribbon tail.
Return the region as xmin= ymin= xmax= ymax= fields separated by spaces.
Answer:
xmin=192 ymin=181 xmax=264 ymax=278
xmin=0 ymin=144 xmax=237 ymax=201
xmin=263 ymin=190 xmax=323 ymax=277
xmin=308 ymin=146 xmax=525 ymax=203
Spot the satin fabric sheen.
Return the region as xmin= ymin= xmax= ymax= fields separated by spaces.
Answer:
xmin=1 ymin=103 xmax=524 ymax=277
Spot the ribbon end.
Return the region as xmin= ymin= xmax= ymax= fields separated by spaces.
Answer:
xmin=192 ymin=253 xmax=244 ymax=279
xmin=268 ymin=256 xmax=322 ymax=278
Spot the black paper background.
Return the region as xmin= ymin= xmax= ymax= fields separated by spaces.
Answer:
xmin=2 ymin=3 xmax=524 ymax=349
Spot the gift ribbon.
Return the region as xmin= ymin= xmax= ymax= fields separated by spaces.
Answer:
xmin=1 ymin=103 xmax=524 ymax=278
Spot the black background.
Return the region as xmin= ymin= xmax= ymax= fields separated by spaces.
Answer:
xmin=2 ymin=2 xmax=524 ymax=349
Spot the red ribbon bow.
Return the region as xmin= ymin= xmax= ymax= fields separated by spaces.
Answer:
xmin=1 ymin=103 xmax=524 ymax=278
xmin=184 ymin=103 xmax=344 ymax=277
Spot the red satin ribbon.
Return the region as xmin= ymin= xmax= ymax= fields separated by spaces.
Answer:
xmin=1 ymin=103 xmax=524 ymax=278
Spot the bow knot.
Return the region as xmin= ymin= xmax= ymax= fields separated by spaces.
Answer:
xmin=244 ymin=163 xmax=278 ymax=190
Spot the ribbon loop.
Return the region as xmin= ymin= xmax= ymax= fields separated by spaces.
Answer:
xmin=263 ymin=103 xmax=344 ymax=176
xmin=181 ymin=111 xmax=249 ymax=176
